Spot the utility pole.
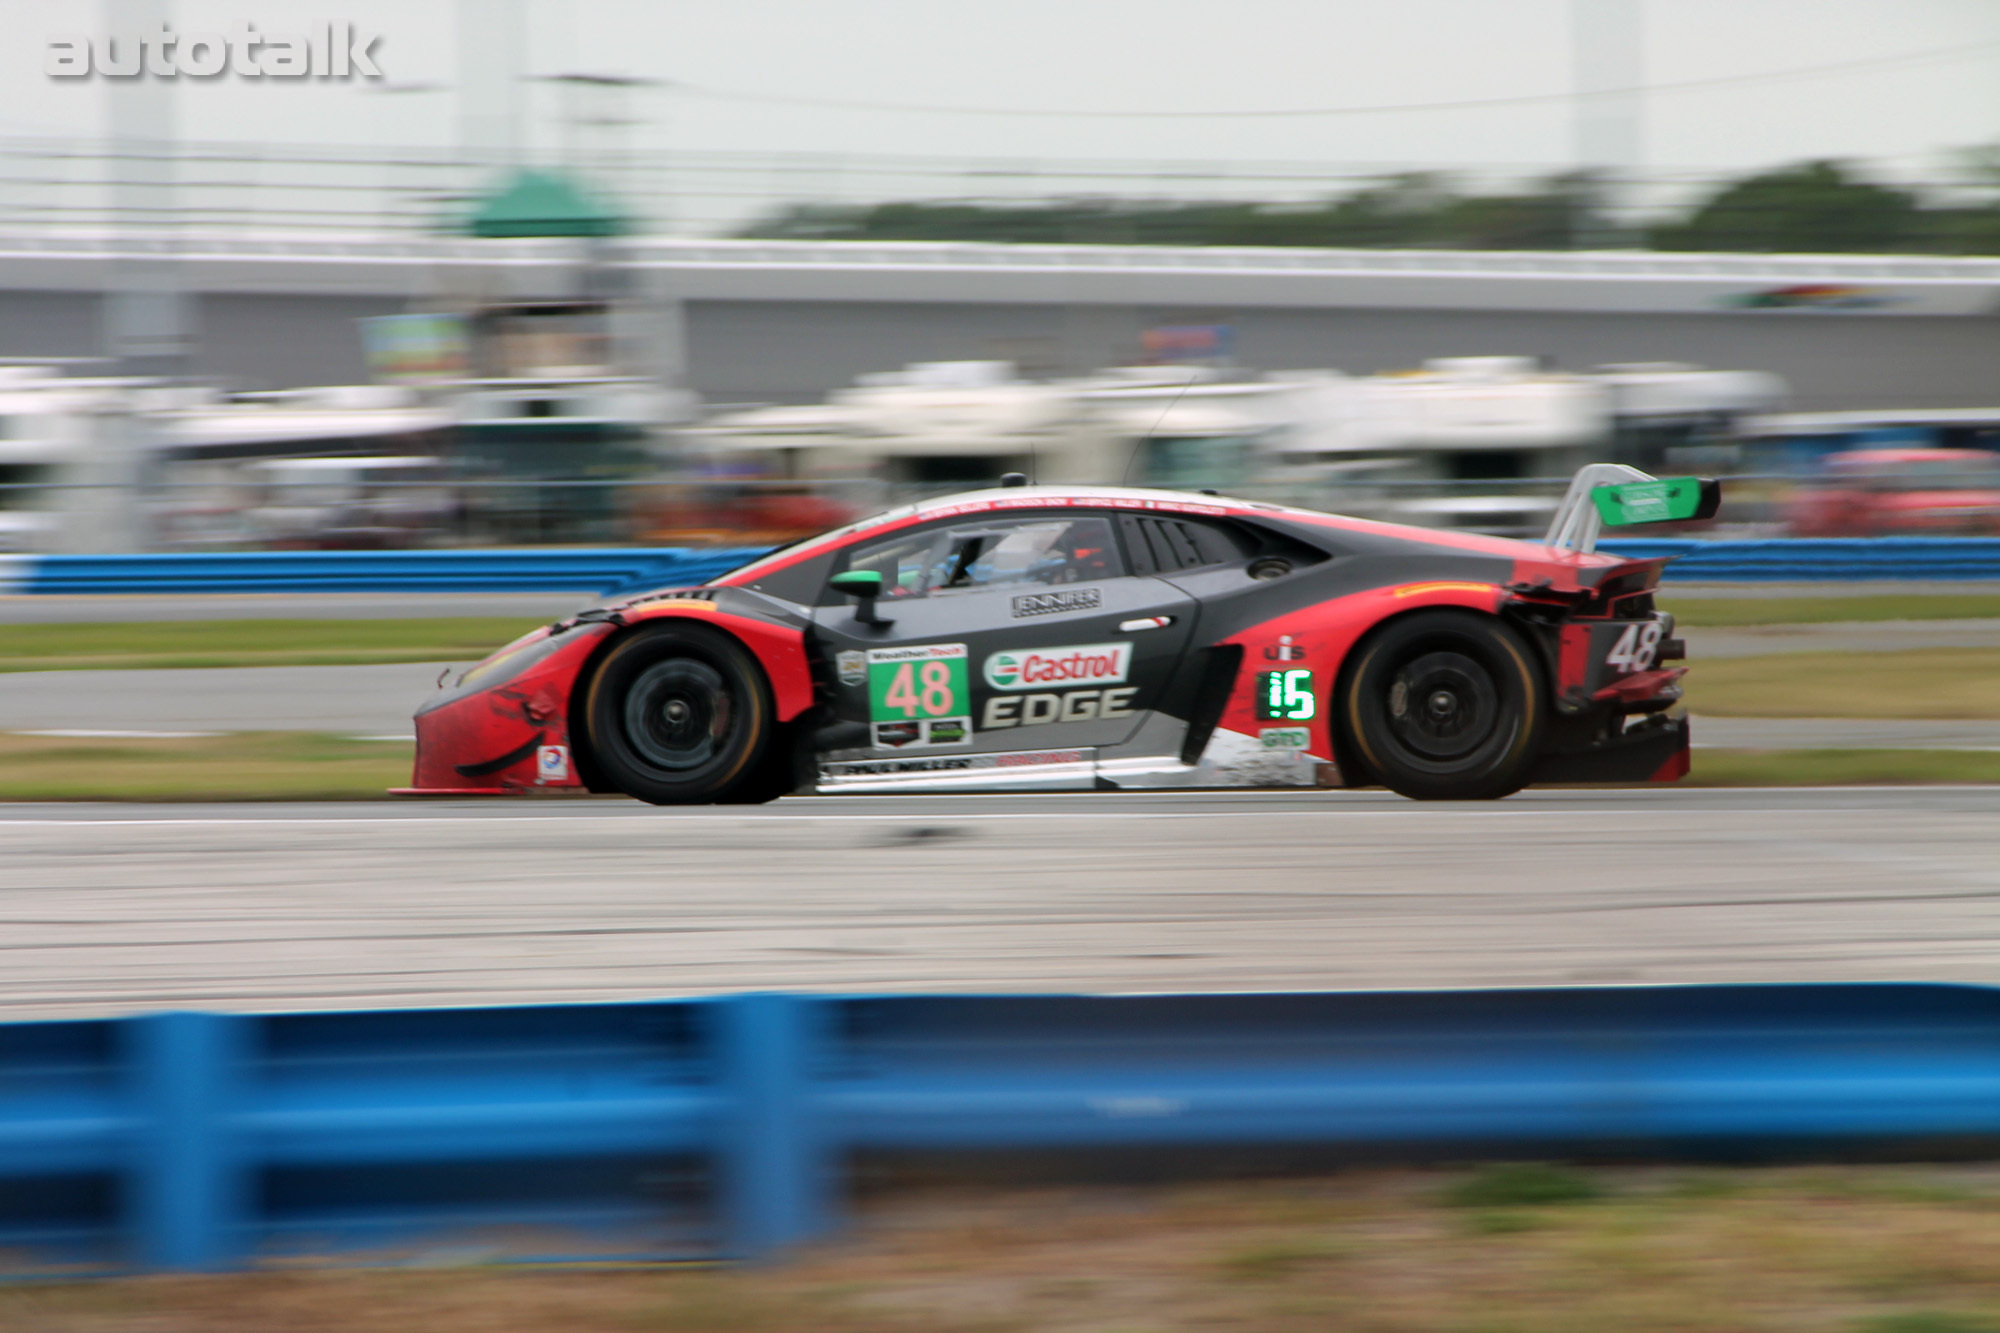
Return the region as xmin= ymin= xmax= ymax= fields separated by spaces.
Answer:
xmin=86 ymin=0 xmax=187 ymax=552
xmin=1570 ymin=0 xmax=1644 ymax=249
xmin=458 ymin=0 xmax=525 ymax=174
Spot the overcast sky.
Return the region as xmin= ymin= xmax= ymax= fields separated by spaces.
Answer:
xmin=4 ymin=0 xmax=1998 ymax=225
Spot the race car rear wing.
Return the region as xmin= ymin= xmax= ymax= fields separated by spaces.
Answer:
xmin=1544 ymin=464 xmax=1722 ymax=553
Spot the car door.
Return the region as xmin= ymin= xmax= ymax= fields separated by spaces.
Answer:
xmin=809 ymin=510 xmax=1198 ymax=766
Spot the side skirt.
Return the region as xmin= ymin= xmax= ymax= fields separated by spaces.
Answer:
xmin=810 ymin=727 xmax=1340 ymax=794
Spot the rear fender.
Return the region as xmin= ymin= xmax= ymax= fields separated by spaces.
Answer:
xmin=1215 ymin=581 xmax=1507 ymax=779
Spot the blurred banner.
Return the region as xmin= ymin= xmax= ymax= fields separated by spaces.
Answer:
xmin=360 ymin=313 xmax=472 ymax=383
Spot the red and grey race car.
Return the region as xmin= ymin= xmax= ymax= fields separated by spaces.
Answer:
xmin=397 ymin=467 xmax=1716 ymax=803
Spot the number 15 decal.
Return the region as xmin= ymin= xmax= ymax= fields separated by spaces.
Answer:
xmin=1256 ymin=669 xmax=1316 ymax=721
xmin=1605 ymin=622 xmax=1664 ymax=674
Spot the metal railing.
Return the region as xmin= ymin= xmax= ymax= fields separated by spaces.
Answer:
xmin=8 ymin=984 xmax=2000 ymax=1272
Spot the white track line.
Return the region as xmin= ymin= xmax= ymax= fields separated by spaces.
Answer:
xmin=0 ymin=807 xmax=1976 ymax=828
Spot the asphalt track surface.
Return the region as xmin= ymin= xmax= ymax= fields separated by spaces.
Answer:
xmin=5 ymin=786 xmax=1999 ymax=1021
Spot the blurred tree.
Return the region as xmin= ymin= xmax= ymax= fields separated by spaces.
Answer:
xmin=1651 ymin=160 xmax=1920 ymax=253
xmin=739 ymin=171 xmax=1626 ymax=251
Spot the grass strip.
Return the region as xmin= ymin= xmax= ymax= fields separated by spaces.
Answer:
xmin=0 ymin=732 xmax=414 ymax=801
xmin=1662 ymin=595 xmax=2000 ymax=626
xmin=0 ymin=733 xmax=1992 ymax=802
xmin=0 ymin=618 xmax=538 ymax=673
xmin=1688 ymin=747 xmax=2000 ymax=786
xmin=9 ymin=1165 xmax=2000 ymax=1332
xmin=1684 ymin=647 xmax=2000 ymax=719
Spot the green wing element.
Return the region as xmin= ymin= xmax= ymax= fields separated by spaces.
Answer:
xmin=1589 ymin=477 xmax=1722 ymax=526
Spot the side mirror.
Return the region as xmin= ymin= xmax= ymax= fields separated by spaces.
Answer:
xmin=829 ymin=569 xmax=890 ymax=626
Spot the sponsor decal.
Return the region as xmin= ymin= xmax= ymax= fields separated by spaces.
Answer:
xmin=920 ymin=496 xmax=1230 ymax=522
xmin=1262 ymin=634 xmax=1306 ymax=662
xmin=824 ymin=748 xmax=1091 ymax=778
xmin=830 ymin=756 xmax=977 ymax=776
xmin=872 ymin=720 xmax=921 ymax=748
xmin=868 ymin=643 xmax=967 ymax=664
xmin=1727 ymin=284 xmax=1894 ymax=311
xmin=535 ymin=744 xmax=569 ymax=781
xmin=1255 ymin=668 xmax=1317 ymax=721
xmin=995 ymin=749 xmax=1088 ymax=768
xmin=872 ymin=717 xmax=971 ymax=749
xmin=982 ymin=686 xmax=1137 ymax=730
xmin=984 ymin=642 xmax=1130 ymax=690
xmin=1259 ymin=727 xmax=1311 ymax=750
xmin=1012 ymin=588 xmax=1102 ymax=618
xmin=859 ymin=643 xmax=972 ymax=750
xmin=836 ymin=650 xmax=868 ymax=687
xmin=867 ymin=643 xmax=969 ymax=716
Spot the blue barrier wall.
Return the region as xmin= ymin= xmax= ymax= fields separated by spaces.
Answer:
xmin=8 ymin=984 xmax=2000 ymax=1274
xmin=4 ymin=539 xmax=2000 ymax=596
xmin=9 ymin=548 xmax=770 ymax=597
xmin=1600 ymin=537 xmax=2000 ymax=582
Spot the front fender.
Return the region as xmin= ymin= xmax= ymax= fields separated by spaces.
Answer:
xmin=617 ymin=600 xmax=816 ymax=722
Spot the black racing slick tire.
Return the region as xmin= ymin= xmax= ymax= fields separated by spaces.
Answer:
xmin=584 ymin=623 xmax=780 ymax=805
xmin=1341 ymin=610 xmax=1545 ymax=801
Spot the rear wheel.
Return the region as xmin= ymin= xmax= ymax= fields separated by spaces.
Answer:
xmin=1341 ymin=610 xmax=1544 ymax=801
xmin=584 ymin=623 xmax=780 ymax=805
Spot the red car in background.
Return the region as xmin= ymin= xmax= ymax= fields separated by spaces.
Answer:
xmin=1786 ymin=448 xmax=2000 ymax=537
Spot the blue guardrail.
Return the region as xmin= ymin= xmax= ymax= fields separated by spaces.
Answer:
xmin=8 ymin=983 xmax=2000 ymax=1273
xmin=6 ymin=548 xmax=772 ymax=597
xmin=1599 ymin=537 xmax=2000 ymax=581
xmin=4 ymin=539 xmax=2000 ymax=596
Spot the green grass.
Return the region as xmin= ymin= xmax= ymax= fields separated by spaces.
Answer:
xmin=1686 ymin=648 xmax=2000 ymax=718
xmin=1661 ymin=595 xmax=2000 ymax=627
xmin=1441 ymin=1163 xmax=1602 ymax=1209
xmin=0 ymin=731 xmax=415 ymax=801
xmin=0 ymin=618 xmax=538 ymax=672
xmin=1689 ymin=748 xmax=2000 ymax=786
xmin=1856 ymin=1315 xmax=2000 ymax=1333
xmin=11 ymin=1165 xmax=2000 ymax=1333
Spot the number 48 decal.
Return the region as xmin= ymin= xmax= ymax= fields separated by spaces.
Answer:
xmin=1605 ymin=622 xmax=1664 ymax=674
xmin=881 ymin=660 xmax=960 ymax=717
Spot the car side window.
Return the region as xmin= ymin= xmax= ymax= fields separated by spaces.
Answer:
xmin=1118 ymin=514 xmax=1253 ymax=575
xmin=846 ymin=515 xmax=1126 ymax=601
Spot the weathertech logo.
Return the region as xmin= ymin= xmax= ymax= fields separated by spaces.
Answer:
xmin=984 ymin=643 xmax=1131 ymax=690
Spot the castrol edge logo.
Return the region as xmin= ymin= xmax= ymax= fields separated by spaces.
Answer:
xmin=983 ymin=643 xmax=1131 ymax=691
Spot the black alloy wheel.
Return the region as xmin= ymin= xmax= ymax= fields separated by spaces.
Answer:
xmin=584 ymin=623 xmax=780 ymax=804
xmin=1341 ymin=609 xmax=1544 ymax=801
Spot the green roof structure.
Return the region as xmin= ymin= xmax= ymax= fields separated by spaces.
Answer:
xmin=465 ymin=169 xmax=627 ymax=239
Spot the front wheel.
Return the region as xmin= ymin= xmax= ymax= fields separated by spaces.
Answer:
xmin=1341 ymin=610 xmax=1544 ymax=801
xmin=584 ymin=623 xmax=779 ymax=805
